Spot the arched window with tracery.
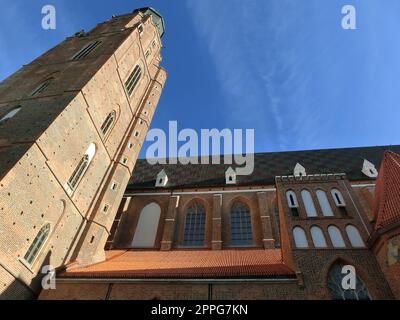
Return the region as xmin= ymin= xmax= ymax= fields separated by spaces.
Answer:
xmin=100 ymin=110 xmax=116 ymax=137
xmin=183 ymin=202 xmax=206 ymax=247
xmin=23 ymin=223 xmax=50 ymax=266
xmin=327 ymin=262 xmax=371 ymax=300
xmin=230 ymin=202 xmax=253 ymax=246
xmin=66 ymin=143 xmax=96 ymax=194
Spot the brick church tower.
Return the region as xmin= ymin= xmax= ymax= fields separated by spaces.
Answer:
xmin=0 ymin=8 xmax=167 ymax=299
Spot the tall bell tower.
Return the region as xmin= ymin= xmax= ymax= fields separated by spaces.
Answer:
xmin=0 ymin=8 xmax=167 ymax=299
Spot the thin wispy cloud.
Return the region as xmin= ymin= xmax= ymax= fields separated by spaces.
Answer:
xmin=186 ymin=0 xmax=329 ymax=151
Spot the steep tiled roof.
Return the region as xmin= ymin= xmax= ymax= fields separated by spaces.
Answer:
xmin=373 ymin=151 xmax=400 ymax=230
xmin=128 ymin=145 xmax=400 ymax=189
xmin=60 ymin=249 xmax=294 ymax=279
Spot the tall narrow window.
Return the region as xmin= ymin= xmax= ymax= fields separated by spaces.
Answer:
xmin=183 ymin=202 xmax=205 ymax=247
xmin=331 ymin=188 xmax=348 ymax=216
xmin=301 ymin=190 xmax=317 ymax=217
xmin=293 ymin=226 xmax=308 ymax=248
xmin=310 ymin=226 xmax=328 ymax=248
xmin=67 ymin=143 xmax=96 ymax=194
xmin=331 ymin=188 xmax=346 ymax=206
xmin=131 ymin=203 xmax=161 ymax=248
xmin=328 ymin=263 xmax=370 ymax=300
xmin=71 ymin=41 xmax=101 ymax=60
xmin=124 ymin=65 xmax=142 ymax=97
xmin=30 ymin=78 xmax=52 ymax=96
xmin=23 ymin=223 xmax=50 ymax=265
xmin=286 ymin=190 xmax=299 ymax=217
xmin=100 ymin=111 xmax=116 ymax=137
xmin=0 ymin=106 xmax=21 ymax=124
xmin=328 ymin=225 xmax=346 ymax=248
xmin=345 ymin=225 xmax=366 ymax=248
xmin=230 ymin=202 xmax=253 ymax=246
xmin=316 ymin=190 xmax=334 ymax=217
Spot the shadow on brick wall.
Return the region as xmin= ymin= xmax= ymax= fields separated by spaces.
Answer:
xmin=0 ymin=250 xmax=52 ymax=300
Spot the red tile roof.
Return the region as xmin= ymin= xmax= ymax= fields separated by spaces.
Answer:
xmin=374 ymin=151 xmax=400 ymax=230
xmin=61 ymin=249 xmax=294 ymax=279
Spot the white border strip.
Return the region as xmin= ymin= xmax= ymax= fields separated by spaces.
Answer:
xmin=125 ymin=188 xmax=276 ymax=197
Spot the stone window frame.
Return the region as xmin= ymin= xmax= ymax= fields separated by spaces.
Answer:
xmin=100 ymin=109 xmax=117 ymax=140
xmin=124 ymin=64 xmax=142 ymax=97
xmin=21 ymin=223 xmax=51 ymax=268
xmin=66 ymin=143 xmax=96 ymax=195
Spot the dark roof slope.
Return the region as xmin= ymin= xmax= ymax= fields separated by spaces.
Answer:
xmin=128 ymin=145 xmax=400 ymax=190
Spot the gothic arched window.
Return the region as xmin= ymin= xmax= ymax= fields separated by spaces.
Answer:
xmin=125 ymin=65 xmax=142 ymax=97
xmin=0 ymin=106 xmax=21 ymax=124
xmin=72 ymin=40 xmax=101 ymax=60
xmin=328 ymin=225 xmax=346 ymax=248
xmin=316 ymin=190 xmax=334 ymax=216
xmin=100 ymin=110 xmax=116 ymax=137
xmin=23 ymin=223 xmax=50 ymax=265
xmin=286 ymin=190 xmax=299 ymax=217
xmin=301 ymin=189 xmax=317 ymax=217
xmin=131 ymin=202 xmax=161 ymax=248
xmin=346 ymin=225 xmax=366 ymax=248
xmin=293 ymin=226 xmax=308 ymax=248
xmin=183 ymin=202 xmax=206 ymax=247
xmin=310 ymin=226 xmax=328 ymax=248
xmin=327 ymin=263 xmax=371 ymax=300
xmin=66 ymin=143 xmax=96 ymax=194
xmin=230 ymin=202 xmax=253 ymax=246
xmin=30 ymin=78 xmax=53 ymax=96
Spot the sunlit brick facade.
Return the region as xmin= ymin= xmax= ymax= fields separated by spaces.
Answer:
xmin=0 ymin=8 xmax=167 ymax=299
xmin=40 ymin=146 xmax=400 ymax=300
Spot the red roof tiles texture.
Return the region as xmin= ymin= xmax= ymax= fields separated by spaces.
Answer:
xmin=374 ymin=151 xmax=400 ymax=230
xmin=61 ymin=249 xmax=294 ymax=279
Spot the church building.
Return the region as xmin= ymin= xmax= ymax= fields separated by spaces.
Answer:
xmin=0 ymin=7 xmax=399 ymax=300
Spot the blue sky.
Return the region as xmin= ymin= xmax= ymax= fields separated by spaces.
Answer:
xmin=1 ymin=0 xmax=399 ymax=156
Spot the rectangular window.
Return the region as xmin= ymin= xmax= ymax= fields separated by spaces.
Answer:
xmin=145 ymin=48 xmax=151 ymax=60
xmin=102 ymin=204 xmax=110 ymax=213
xmin=71 ymin=41 xmax=101 ymax=60
xmin=124 ymin=65 xmax=142 ymax=97
xmin=111 ymin=182 xmax=118 ymax=191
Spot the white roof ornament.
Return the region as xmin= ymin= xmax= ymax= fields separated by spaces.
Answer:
xmin=155 ymin=169 xmax=168 ymax=187
xmin=361 ymin=159 xmax=378 ymax=178
xmin=225 ymin=167 xmax=237 ymax=185
xmin=294 ymin=163 xmax=306 ymax=177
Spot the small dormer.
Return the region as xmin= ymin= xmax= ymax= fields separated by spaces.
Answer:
xmin=361 ymin=159 xmax=378 ymax=178
xmin=294 ymin=163 xmax=306 ymax=177
xmin=225 ymin=167 xmax=237 ymax=184
xmin=155 ymin=169 xmax=168 ymax=187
